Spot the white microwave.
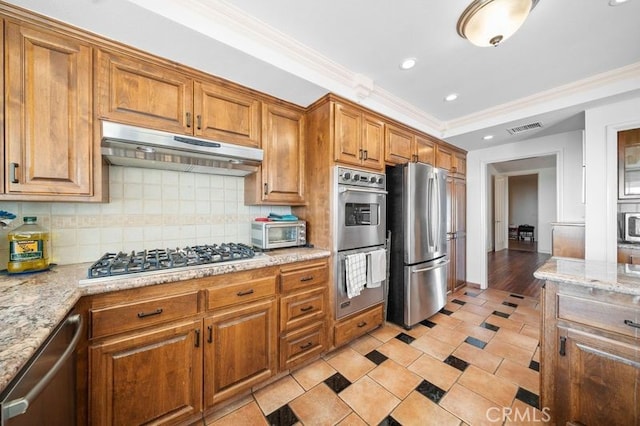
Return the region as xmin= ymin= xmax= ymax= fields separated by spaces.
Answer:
xmin=251 ymin=220 xmax=306 ymax=250
xmin=620 ymin=213 xmax=640 ymax=243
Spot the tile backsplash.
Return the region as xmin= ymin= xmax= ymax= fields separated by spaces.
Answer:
xmin=0 ymin=166 xmax=291 ymax=267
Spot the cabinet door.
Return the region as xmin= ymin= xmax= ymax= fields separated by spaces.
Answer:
xmin=260 ymin=103 xmax=305 ymax=204
xmin=454 ymin=178 xmax=466 ymax=289
xmin=204 ymin=298 xmax=277 ymax=408
xmin=435 ymin=144 xmax=454 ymax=171
xmin=5 ymin=23 xmax=92 ymax=195
xmin=361 ymin=114 xmax=385 ymax=171
xmin=90 ymin=320 xmax=202 ymax=426
xmin=415 ymin=135 xmax=435 ymax=165
xmin=96 ymin=49 xmax=193 ymax=134
xmin=453 ymin=152 xmax=466 ymax=176
xmin=384 ymin=124 xmax=414 ymax=165
xmin=194 ymin=81 xmax=261 ymax=147
xmin=334 ymin=102 xmax=362 ymax=167
xmin=618 ymin=128 xmax=640 ymax=199
xmin=555 ymin=326 xmax=640 ymax=425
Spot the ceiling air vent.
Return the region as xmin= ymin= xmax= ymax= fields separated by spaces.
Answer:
xmin=506 ymin=122 xmax=543 ymax=135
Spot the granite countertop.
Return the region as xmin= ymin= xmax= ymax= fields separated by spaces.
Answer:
xmin=534 ymin=257 xmax=640 ymax=296
xmin=550 ymin=221 xmax=585 ymax=226
xmin=618 ymin=242 xmax=640 ymax=249
xmin=0 ymin=247 xmax=330 ymax=394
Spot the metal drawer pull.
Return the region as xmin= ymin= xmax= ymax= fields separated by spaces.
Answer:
xmin=559 ymin=336 xmax=567 ymax=356
xmin=300 ymin=306 xmax=313 ymax=312
xmin=624 ymin=319 xmax=640 ymax=329
xmin=357 ymin=321 xmax=367 ymax=328
xmin=207 ymin=325 xmax=213 ymax=343
xmin=300 ymin=276 xmax=314 ymax=282
xmin=137 ymin=308 xmax=163 ymax=318
xmin=237 ymin=289 xmax=255 ymax=296
xmin=195 ymin=329 xmax=200 ymax=347
xmin=299 ymin=342 xmax=313 ymax=350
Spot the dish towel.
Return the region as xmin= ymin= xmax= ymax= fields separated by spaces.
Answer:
xmin=345 ymin=253 xmax=367 ymax=298
xmin=367 ymin=249 xmax=386 ymax=288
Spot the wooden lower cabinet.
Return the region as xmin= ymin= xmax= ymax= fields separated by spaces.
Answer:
xmin=446 ymin=176 xmax=466 ymax=293
xmin=551 ymin=223 xmax=585 ymax=259
xmin=90 ymin=319 xmax=203 ymax=426
xmin=541 ymin=280 xmax=640 ymax=425
xmin=334 ymin=304 xmax=383 ymax=348
xmin=204 ymin=297 xmax=277 ymax=408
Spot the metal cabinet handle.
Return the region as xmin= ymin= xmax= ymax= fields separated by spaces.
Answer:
xmin=358 ymin=149 xmax=363 ymax=160
xmin=363 ymin=150 xmax=368 ymax=160
xmin=10 ymin=163 xmax=19 ymax=184
xmin=195 ymin=329 xmax=200 ymax=347
xmin=300 ymin=276 xmax=314 ymax=282
xmin=559 ymin=336 xmax=567 ymax=356
xmin=624 ymin=319 xmax=640 ymax=329
xmin=357 ymin=321 xmax=367 ymax=328
xmin=207 ymin=325 xmax=213 ymax=343
xmin=137 ymin=308 xmax=163 ymax=318
xmin=186 ymin=112 xmax=192 ymax=128
xmin=237 ymin=289 xmax=255 ymax=296
xmin=264 ymin=183 xmax=268 ymax=195
xmin=300 ymin=306 xmax=313 ymax=312
xmin=196 ymin=115 xmax=202 ymax=130
xmin=2 ymin=314 xmax=83 ymax=421
xmin=299 ymin=342 xmax=313 ymax=350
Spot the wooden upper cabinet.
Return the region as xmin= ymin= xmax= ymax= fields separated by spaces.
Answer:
xmin=5 ymin=22 xmax=93 ymax=196
xmin=245 ymin=103 xmax=305 ymax=205
xmin=334 ymin=102 xmax=362 ymax=167
xmin=435 ymin=144 xmax=454 ymax=171
xmin=385 ymin=124 xmax=414 ymax=164
xmin=96 ymin=49 xmax=262 ymax=147
xmin=415 ymin=135 xmax=436 ymax=165
xmin=194 ymin=81 xmax=261 ymax=147
xmin=453 ymin=151 xmax=466 ymax=176
xmin=618 ymin=128 xmax=640 ymax=199
xmin=96 ymin=49 xmax=193 ymax=134
xmin=333 ymin=102 xmax=384 ymax=171
xmin=361 ymin=114 xmax=385 ymax=170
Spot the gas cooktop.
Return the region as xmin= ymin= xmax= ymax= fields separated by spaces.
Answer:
xmin=87 ymin=243 xmax=256 ymax=279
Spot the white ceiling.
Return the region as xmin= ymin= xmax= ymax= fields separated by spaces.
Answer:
xmin=7 ymin=0 xmax=640 ymax=152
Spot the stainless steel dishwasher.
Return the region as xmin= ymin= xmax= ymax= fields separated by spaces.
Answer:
xmin=1 ymin=313 xmax=83 ymax=426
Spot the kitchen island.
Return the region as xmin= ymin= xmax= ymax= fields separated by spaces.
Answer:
xmin=0 ymin=247 xmax=330 ymax=395
xmin=534 ymin=257 xmax=640 ymax=425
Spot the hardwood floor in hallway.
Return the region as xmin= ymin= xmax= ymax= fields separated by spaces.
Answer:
xmin=487 ymin=249 xmax=550 ymax=298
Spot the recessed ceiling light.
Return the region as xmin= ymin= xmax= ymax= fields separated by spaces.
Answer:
xmin=483 ymin=134 xmax=494 ymax=140
xmin=609 ymin=0 xmax=629 ymax=5
xmin=444 ymin=93 xmax=459 ymax=102
xmin=400 ymin=58 xmax=417 ymax=70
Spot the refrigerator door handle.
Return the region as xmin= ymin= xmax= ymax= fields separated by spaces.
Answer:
xmin=427 ymin=176 xmax=434 ymax=250
xmin=412 ymin=259 xmax=450 ymax=273
xmin=430 ymin=173 xmax=439 ymax=252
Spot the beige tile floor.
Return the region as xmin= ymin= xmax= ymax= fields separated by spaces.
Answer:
xmin=205 ymin=287 xmax=542 ymax=426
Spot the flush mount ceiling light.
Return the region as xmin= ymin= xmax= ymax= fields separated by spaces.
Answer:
xmin=400 ymin=58 xmax=417 ymax=70
xmin=483 ymin=134 xmax=494 ymax=140
xmin=609 ymin=0 xmax=629 ymax=5
xmin=457 ymin=0 xmax=540 ymax=47
xmin=444 ymin=93 xmax=459 ymax=102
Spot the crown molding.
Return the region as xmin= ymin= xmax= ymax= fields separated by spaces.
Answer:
xmin=443 ymin=61 xmax=640 ymax=137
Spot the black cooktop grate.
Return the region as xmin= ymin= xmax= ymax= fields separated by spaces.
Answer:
xmin=87 ymin=243 xmax=255 ymax=278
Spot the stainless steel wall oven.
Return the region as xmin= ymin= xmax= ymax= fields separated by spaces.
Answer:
xmin=334 ymin=166 xmax=387 ymax=319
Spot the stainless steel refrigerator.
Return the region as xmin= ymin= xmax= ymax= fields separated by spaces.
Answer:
xmin=386 ymin=162 xmax=449 ymax=328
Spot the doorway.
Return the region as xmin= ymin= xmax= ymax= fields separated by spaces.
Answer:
xmin=487 ymin=156 xmax=556 ymax=297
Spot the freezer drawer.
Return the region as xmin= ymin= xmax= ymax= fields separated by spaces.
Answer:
xmin=403 ymin=258 xmax=448 ymax=328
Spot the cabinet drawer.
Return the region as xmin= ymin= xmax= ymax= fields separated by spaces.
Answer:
xmin=280 ymin=287 xmax=326 ymax=332
xmin=557 ymin=294 xmax=640 ymax=338
xmin=334 ymin=304 xmax=383 ymax=347
xmin=206 ymin=276 xmax=276 ymax=310
xmin=280 ymin=321 xmax=325 ymax=371
xmin=90 ymin=292 xmax=198 ymax=339
xmin=280 ymin=262 xmax=328 ymax=293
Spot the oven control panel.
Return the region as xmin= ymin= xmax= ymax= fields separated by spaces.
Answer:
xmin=337 ymin=167 xmax=385 ymax=190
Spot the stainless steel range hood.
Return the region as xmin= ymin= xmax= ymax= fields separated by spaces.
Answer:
xmin=101 ymin=121 xmax=263 ymax=176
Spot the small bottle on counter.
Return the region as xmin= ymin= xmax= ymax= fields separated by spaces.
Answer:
xmin=7 ymin=216 xmax=50 ymax=274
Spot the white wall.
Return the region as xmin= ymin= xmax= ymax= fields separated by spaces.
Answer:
xmin=467 ymin=130 xmax=584 ymax=287
xmin=0 ymin=166 xmax=291 ymax=266
xmin=509 ymin=175 xmax=538 ymax=229
xmin=538 ymin=167 xmax=557 ymax=254
xmin=584 ymin=95 xmax=640 ymax=262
